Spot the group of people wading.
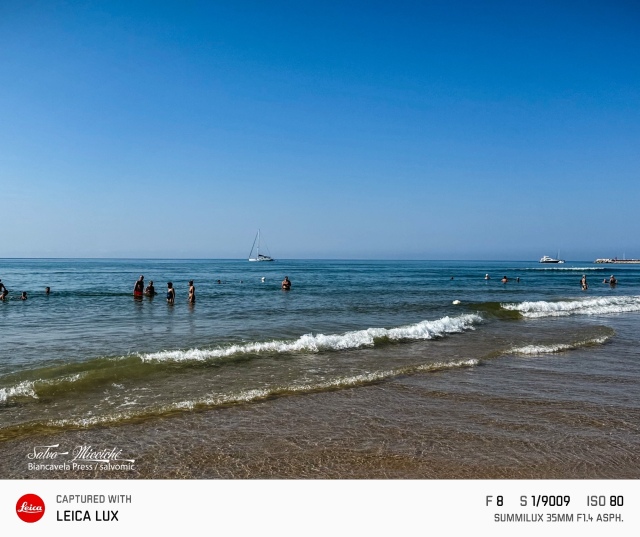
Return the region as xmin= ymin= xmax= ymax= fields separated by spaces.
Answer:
xmin=133 ymin=275 xmax=196 ymax=305
xmin=580 ymin=274 xmax=618 ymax=291
xmin=133 ymin=274 xmax=292 ymax=304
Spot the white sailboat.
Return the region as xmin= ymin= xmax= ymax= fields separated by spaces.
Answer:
xmin=248 ymin=230 xmax=274 ymax=262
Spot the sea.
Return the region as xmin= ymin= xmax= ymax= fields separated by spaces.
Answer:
xmin=1 ymin=259 xmax=639 ymax=479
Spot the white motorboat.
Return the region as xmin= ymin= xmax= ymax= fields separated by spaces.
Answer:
xmin=539 ymin=255 xmax=565 ymax=264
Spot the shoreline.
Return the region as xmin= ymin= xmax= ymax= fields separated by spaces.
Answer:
xmin=2 ymin=358 xmax=638 ymax=480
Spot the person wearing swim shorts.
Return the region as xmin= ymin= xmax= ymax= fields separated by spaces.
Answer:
xmin=133 ymin=275 xmax=144 ymax=297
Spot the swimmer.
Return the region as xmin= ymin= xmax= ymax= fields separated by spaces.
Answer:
xmin=501 ymin=276 xmax=508 ymax=283
xmin=188 ymin=280 xmax=196 ymax=303
xmin=21 ymin=291 xmax=27 ymax=300
xmin=45 ymin=286 xmax=50 ymax=294
xmin=0 ymin=280 xmax=8 ymax=294
xmin=261 ymin=277 xmax=265 ymax=282
xmin=281 ymin=276 xmax=291 ymax=290
xmin=166 ymin=282 xmax=175 ymax=304
xmin=1 ymin=289 xmax=8 ymax=301
xmin=609 ymin=275 xmax=617 ymax=286
xmin=485 ymin=274 xmax=490 ymax=280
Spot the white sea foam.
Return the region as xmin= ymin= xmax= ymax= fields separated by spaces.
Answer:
xmin=416 ymin=358 xmax=479 ymax=370
xmin=0 ymin=380 xmax=39 ymax=403
xmin=510 ymin=335 xmax=611 ymax=355
xmin=60 ymin=373 xmax=85 ymax=383
xmin=140 ymin=314 xmax=482 ymax=363
xmin=49 ymin=414 xmax=125 ymax=428
xmin=501 ymin=296 xmax=640 ymax=318
xmin=0 ymin=373 xmax=85 ymax=404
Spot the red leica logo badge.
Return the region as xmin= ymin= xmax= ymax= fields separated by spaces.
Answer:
xmin=16 ymin=494 xmax=45 ymax=523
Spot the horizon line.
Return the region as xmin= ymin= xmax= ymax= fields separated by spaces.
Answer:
xmin=0 ymin=257 xmax=605 ymax=263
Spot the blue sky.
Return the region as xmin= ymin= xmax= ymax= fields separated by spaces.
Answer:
xmin=1 ymin=1 xmax=638 ymax=260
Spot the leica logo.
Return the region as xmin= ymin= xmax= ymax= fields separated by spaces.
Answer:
xmin=18 ymin=502 xmax=43 ymax=512
xmin=16 ymin=494 xmax=45 ymax=522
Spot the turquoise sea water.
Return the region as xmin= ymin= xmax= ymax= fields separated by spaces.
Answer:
xmin=1 ymin=259 xmax=639 ymax=478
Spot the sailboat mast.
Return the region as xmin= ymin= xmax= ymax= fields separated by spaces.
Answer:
xmin=249 ymin=231 xmax=258 ymax=260
xmin=257 ymin=229 xmax=260 ymax=257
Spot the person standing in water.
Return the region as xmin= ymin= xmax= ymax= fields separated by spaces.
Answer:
xmin=281 ymin=276 xmax=291 ymax=290
xmin=133 ymin=275 xmax=144 ymax=297
xmin=188 ymin=280 xmax=196 ymax=303
xmin=581 ymin=275 xmax=588 ymax=291
xmin=144 ymin=280 xmax=156 ymax=296
xmin=166 ymin=282 xmax=175 ymax=304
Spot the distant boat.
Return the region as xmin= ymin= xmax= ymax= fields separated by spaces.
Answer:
xmin=539 ymin=255 xmax=565 ymax=264
xmin=248 ymin=230 xmax=274 ymax=262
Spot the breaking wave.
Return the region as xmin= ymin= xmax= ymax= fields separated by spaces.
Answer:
xmin=509 ymin=335 xmax=612 ymax=355
xmin=0 ymin=374 xmax=85 ymax=404
xmin=0 ymin=380 xmax=39 ymax=403
xmin=0 ymin=315 xmax=481 ymax=407
xmin=501 ymin=296 xmax=640 ymax=318
xmin=140 ymin=314 xmax=482 ymax=363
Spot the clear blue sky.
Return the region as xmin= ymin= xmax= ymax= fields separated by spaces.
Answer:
xmin=1 ymin=0 xmax=638 ymax=260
